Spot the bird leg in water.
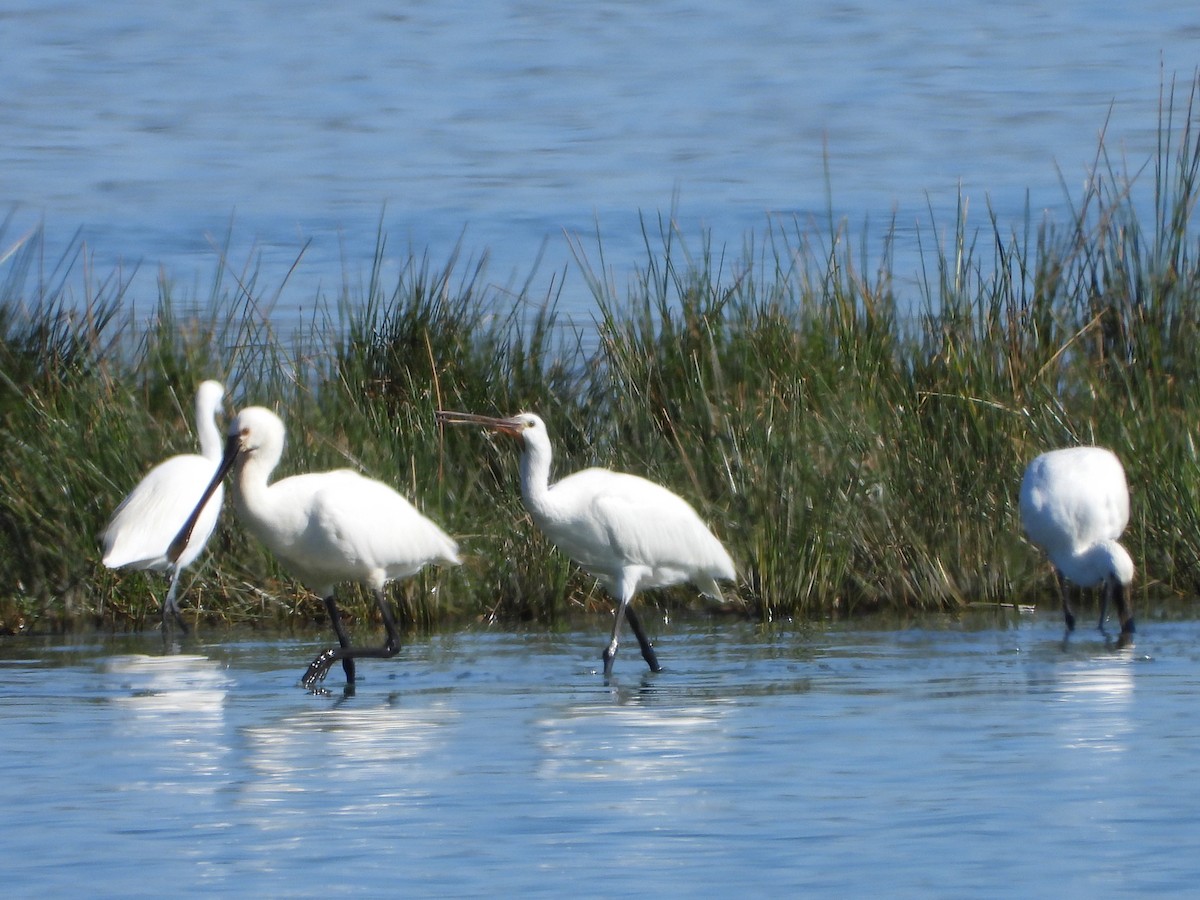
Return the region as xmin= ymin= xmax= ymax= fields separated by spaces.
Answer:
xmin=1109 ymin=578 xmax=1136 ymax=650
xmin=302 ymin=590 xmax=402 ymax=688
xmin=328 ymin=600 xmax=355 ymax=681
xmin=1055 ymin=569 xmax=1076 ymax=633
xmin=602 ymin=596 xmax=627 ymax=678
xmin=603 ymin=593 xmax=662 ymax=678
xmin=161 ymin=568 xmax=190 ymax=635
xmin=624 ymin=604 xmax=662 ymax=673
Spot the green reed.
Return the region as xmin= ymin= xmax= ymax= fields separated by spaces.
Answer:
xmin=3 ymin=80 xmax=1200 ymax=633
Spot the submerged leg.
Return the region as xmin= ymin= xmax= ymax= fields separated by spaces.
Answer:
xmin=303 ymin=594 xmax=356 ymax=687
xmin=1056 ymin=569 xmax=1075 ymax=633
xmin=1110 ymin=578 xmax=1136 ymax=650
xmin=602 ymin=573 xmax=654 ymax=678
xmin=602 ymin=595 xmax=628 ymax=679
xmin=161 ymin=568 xmax=190 ymax=635
xmin=302 ymin=590 xmax=401 ymax=689
xmin=624 ymin=603 xmax=662 ymax=673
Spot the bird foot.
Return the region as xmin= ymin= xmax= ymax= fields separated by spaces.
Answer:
xmin=601 ymin=644 xmax=618 ymax=678
xmin=1098 ymin=618 xmax=1136 ymax=651
xmin=302 ymin=649 xmax=339 ymax=689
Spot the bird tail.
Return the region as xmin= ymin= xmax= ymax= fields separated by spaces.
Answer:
xmin=101 ymin=547 xmax=168 ymax=571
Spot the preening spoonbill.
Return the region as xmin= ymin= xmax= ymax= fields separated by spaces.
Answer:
xmin=436 ymin=410 xmax=736 ymax=676
xmin=169 ymin=406 xmax=461 ymax=689
xmin=101 ymin=380 xmax=226 ymax=632
xmin=1019 ymin=445 xmax=1135 ymax=646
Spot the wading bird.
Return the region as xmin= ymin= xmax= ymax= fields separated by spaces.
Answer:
xmin=436 ymin=410 xmax=736 ymax=676
xmin=101 ymin=380 xmax=226 ymax=633
xmin=1019 ymin=445 xmax=1135 ymax=647
xmin=169 ymin=406 xmax=460 ymax=689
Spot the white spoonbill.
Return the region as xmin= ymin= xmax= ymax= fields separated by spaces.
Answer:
xmin=169 ymin=406 xmax=461 ymax=689
xmin=1019 ymin=445 xmax=1135 ymax=646
xmin=101 ymin=380 xmax=226 ymax=632
xmin=436 ymin=410 xmax=736 ymax=676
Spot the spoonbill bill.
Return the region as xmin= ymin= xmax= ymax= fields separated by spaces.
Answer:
xmin=436 ymin=410 xmax=736 ymax=676
xmin=1019 ymin=445 xmax=1135 ymax=647
xmin=169 ymin=406 xmax=461 ymax=689
xmin=101 ymin=380 xmax=226 ymax=632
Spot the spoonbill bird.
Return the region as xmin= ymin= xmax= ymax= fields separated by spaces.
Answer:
xmin=1019 ymin=445 xmax=1135 ymax=646
xmin=169 ymin=406 xmax=461 ymax=689
xmin=436 ymin=410 xmax=736 ymax=676
xmin=101 ymin=380 xmax=226 ymax=632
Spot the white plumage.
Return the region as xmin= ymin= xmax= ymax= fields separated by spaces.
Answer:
xmin=171 ymin=406 xmax=461 ymax=689
xmin=101 ymin=380 xmax=226 ymax=631
xmin=1019 ymin=445 xmax=1135 ymax=645
xmin=437 ymin=410 xmax=736 ymax=675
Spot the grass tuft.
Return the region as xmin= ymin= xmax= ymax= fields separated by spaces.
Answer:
xmin=4 ymin=79 xmax=1200 ymax=633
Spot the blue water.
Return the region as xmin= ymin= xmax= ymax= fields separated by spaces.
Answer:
xmin=4 ymin=11 xmax=1200 ymax=891
xmin=2 ymin=0 xmax=1197 ymax=328
xmin=1 ymin=613 xmax=1198 ymax=897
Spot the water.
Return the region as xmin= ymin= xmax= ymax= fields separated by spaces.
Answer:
xmin=4 ymin=8 xmax=1199 ymax=891
xmin=2 ymin=1 xmax=1197 ymax=330
xmin=2 ymin=612 xmax=1198 ymax=896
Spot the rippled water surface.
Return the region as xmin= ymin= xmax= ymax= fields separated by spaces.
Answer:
xmin=3 ymin=1 xmax=1198 ymax=325
xmin=2 ymin=613 xmax=1198 ymax=896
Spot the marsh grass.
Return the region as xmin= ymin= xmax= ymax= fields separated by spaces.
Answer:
xmin=4 ymin=81 xmax=1200 ymax=634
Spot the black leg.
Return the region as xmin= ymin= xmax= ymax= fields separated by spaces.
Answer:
xmin=375 ymin=589 xmax=401 ymax=655
xmin=302 ymin=590 xmax=402 ymax=689
xmin=301 ymin=594 xmax=356 ymax=688
xmin=330 ymin=594 xmax=357 ymax=683
xmin=1097 ymin=581 xmax=1110 ymax=631
xmin=162 ymin=569 xmax=190 ymax=636
xmin=1056 ymin=569 xmax=1076 ymax=632
xmin=624 ymin=604 xmax=662 ymax=673
xmin=1112 ymin=579 xmax=1135 ymax=650
xmin=602 ymin=596 xmax=630 ymax=678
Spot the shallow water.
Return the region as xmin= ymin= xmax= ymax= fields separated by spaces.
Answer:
xmin=2 ymin=1 xmax=1197 ymax=328
xmin=2 ymin=611 xmax=1198 ymax=896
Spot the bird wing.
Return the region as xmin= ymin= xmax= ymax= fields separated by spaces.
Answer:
xmin=553 ymin=469 xmax=733 ymax=591
xmin=102 ymin=454 xmax=224 ymax=570
xmin=1021 ymin=450 xmax=1129 ymax=550
xmin=301 ymin=471 xmax=460 ymax=583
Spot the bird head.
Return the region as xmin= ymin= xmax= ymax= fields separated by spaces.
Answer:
xmin=1106 ymin=541 xmax=1136 ymax=646
xmin=196 ymin=379 xmax=225 ymax=409
xmin=1107 ymin=541 xmax=1135 ymax=588
xmin=436 ymin=410 xmax=544 ymax=444
xmin=166 ymin=406 xmax=285 ymax=563
xmin=1068 ymin=540 xmax=1136 ymax=647
xmin=225 ymin=406 xmax=286 ymax=462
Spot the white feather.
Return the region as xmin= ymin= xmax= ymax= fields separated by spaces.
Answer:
xmin=439 ymin=409 xmax=735 ymax=674
xmin=224 ymin=407 xmax=461 ymax=599
xmin=1020 ymin=445 xmax=1133 ymax=589
xmin=101 ymin=380 xmax=226 ymax=625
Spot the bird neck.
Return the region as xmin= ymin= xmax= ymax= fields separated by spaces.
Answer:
xmin=231 ymin=452 xmax=278 ymax=525
xmin=196 ymin=402 xmax=223 ymax=463
xmin=518 ymin=439 xmax=554 ymax=516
